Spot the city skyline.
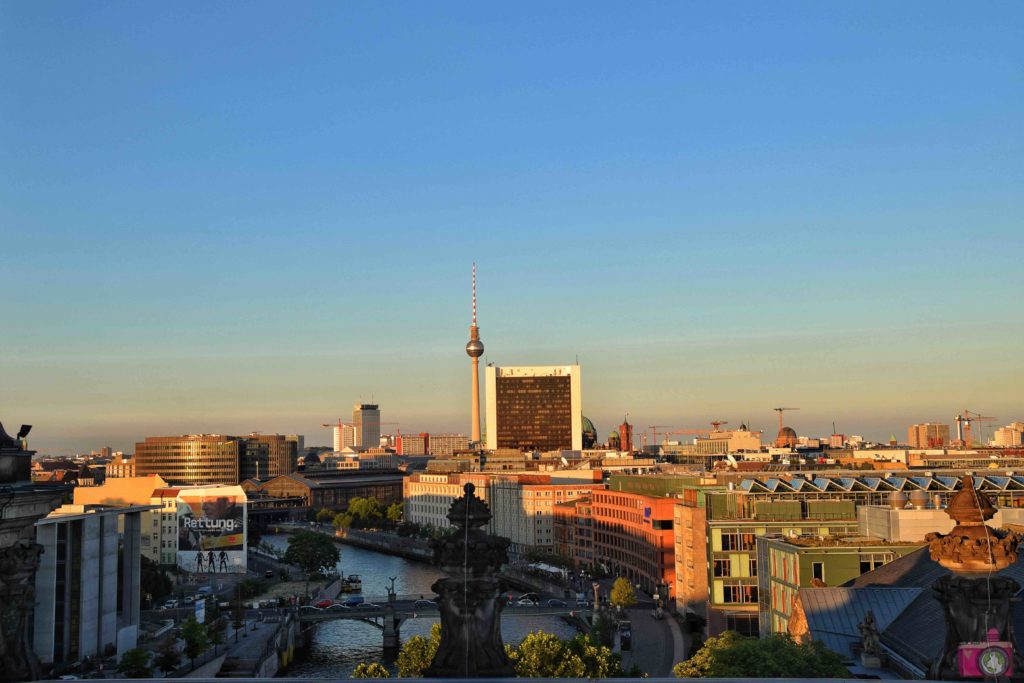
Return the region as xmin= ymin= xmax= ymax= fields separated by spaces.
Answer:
xmin=4 ymin=3 xmax=1022 ymax=453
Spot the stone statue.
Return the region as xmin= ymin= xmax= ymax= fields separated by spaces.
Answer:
xmin=858 ymin=609 xmax=880 ymax=656
xmin=425 ymin=483 xmax=514 ymax=678
xmin=0 ymin=540 xmax=44 ymax=681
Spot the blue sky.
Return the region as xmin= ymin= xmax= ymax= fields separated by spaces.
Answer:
xmin=2 ymin=2 xmax=1022 ymax=453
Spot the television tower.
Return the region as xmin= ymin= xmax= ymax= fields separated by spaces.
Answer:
xmin=465 ymin=263 xmax=484 ymax=444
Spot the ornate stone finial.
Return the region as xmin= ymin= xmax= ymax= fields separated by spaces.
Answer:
xmin=446 ymin=482 xmax=493 ymax=531
xmin=926 ymin=475 xmax=1022 ymax=573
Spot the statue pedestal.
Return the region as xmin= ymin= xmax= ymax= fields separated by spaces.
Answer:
xmin=860 ymin=653 xmax=881 ymax=668
xmin=425 ymin=576 xmax=513 ymax=678
xmin=930 ymin=574 xmax=1024 ymax=680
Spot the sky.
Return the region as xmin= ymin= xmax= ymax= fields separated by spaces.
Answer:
xmin=2 ymin=2 xmax=1022 ymax=454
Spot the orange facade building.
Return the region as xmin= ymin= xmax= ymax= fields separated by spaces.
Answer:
xmin=591 ymin=489 xmax=676 ymax=596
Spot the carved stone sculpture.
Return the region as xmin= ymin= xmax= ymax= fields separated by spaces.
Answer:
xmin=927 ymin=475 xmax=1024 ymax=679
xmin=0 ymin=539 xmax=44 ymax=681
xmin=859 ymin=609 xmax=880 ymax=655
xmin=425 ymin=483 xmax=514 ymax=678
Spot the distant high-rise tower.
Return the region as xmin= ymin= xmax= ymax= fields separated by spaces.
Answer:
xmin=352 ymin=404 xmax=381 ymax=448
xmin=465 ymin=263 xmax=484 ymax=445
xmin=485 ymin=365 xmax=582 ymax=451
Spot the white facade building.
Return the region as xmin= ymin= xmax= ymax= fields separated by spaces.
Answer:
xmin=484 ymin=365 xmax=582 ymax=452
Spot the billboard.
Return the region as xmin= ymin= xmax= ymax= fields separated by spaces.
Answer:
xmin=176 ymin=486 xmax=247 ymax=574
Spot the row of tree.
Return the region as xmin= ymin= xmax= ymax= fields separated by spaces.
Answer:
xmin=352 ymin=626 xmax=847 ymax=679
xmin=352 ymin=625 xmax=640 ymax=678
xmin=311 ymin=497 xmax=404 ymax=530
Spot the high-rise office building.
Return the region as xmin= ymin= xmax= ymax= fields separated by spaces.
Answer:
xmin=484 ymin=365 xmax=582 ymax=451
xmin=332 ymin=423 xmax=357 ymax=451
xmin=994 ymin=422 xmax=1024 ymax=447
xmin=907 ymin=422 xmax=950 ymax=449
xmin=353 ymin=403 xmax=381 ymax=448
xmin=135 ymin=435 xmax=242 ymax=485
xmin=285 ymin=434 xmax=305 ymax=453
xmin=429 ymin=433 xmax=470 ymax=457
xmin=241 ymin=433 xmax=298 ymax=480
xmin=135 ymin=433 xmax=296 ymax=485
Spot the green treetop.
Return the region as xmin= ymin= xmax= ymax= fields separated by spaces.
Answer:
xmin=673 ymin=631 xmax=849 ymax=678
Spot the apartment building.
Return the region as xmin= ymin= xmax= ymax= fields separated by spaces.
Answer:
xmin=756 ymin=535 xmax=921 ymax=636
xmin=404 ymin=472 xmax=491 ymax=529
xmin=489 ymin=474 xmax=601 ymax=554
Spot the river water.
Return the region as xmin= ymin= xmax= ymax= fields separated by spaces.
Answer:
xmin=262 ymin=534 xmax=578 ymax=677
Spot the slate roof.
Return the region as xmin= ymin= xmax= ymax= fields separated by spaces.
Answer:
xmin=836 ymin=545 xmax=1024 ymax=674
xmin=798 ymin=587 xmax=922 ymax=659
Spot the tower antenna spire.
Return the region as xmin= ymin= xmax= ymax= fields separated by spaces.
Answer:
xmin=465 ymin=263 xmax=484 ymax=446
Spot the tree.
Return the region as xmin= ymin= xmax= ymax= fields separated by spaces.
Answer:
xmin=232 ymin=595 xmax=247 ymax=642
xmin=283 ymin=530 xmax=340 ymax=577
xmin=154 ymin=636 xmax=181 ymax=674
xmin=352 ymin=662 xmax=391 ymax=678
xmin=316 ymin=508 xmax=335 ymax=524
xmin=115 ymin=648 xmax=152 ymax=678
xmin=180 ymin=617 xmax=210 ymax=668
xmin=589 ymin=611 xmax=616 ymax=648
xmin=140 ymin=556 xmax=172 ymax=606
xmin=386 ymin=502 xmax=403 ymax=524
xmin=673 ymin=631 xmax=849 ymax=678
xmin=333 ymin=512 xmax=354 ymax=530
xmin=508 ymin=631 xmax=626 ymax=678
xmin=209 ymin=617 xmax=226 ymax=654
xmin=247 ymin=522 xmax=262 ymax=547
xmin=508 ymin=631 xmax=586 ymax=678
xmin=396 ymin=623 xmax=441 ymax=677
xmin=610 ymin=578 xmax=636 ymax=609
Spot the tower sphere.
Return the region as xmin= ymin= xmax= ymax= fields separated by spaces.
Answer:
xmin=466 ymin=339 xmax=485 ymax=357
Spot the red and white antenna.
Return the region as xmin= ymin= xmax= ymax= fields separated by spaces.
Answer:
xmin=472 ymin=262 xmax=477 ymax=326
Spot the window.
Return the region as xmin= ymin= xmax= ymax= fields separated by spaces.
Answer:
xmin=726 ymin=613 xmax=759 ymax=636
xmin=713 ymin=559 xmax=731 ymax=577
xmin=749 ymin=558 xmax=758 ymax=577
xmin=722 ymin=584 xmax=758 ymax=604
xmin=812 ymin=562 xmax=825 ymax=582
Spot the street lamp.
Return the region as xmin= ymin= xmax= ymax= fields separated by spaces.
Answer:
xmin=592 ymin=582 xmax=601 ymax=610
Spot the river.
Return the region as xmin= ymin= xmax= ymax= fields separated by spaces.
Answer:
xmin=262 ymin=534 xmax=579 ymax=677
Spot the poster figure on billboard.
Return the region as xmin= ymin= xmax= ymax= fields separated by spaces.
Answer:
xmin=177 ymin=486 xmax=247 ymax=574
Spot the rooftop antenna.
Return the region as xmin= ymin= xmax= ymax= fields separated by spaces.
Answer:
xmin=472 ymin=262 xmax=477 ymax=326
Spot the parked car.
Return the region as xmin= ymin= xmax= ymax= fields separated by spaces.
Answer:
xmin=163 ymin=599 xmax=178 ymax=609
xmin=356 ymin=603 xmax=381 ymax=610
xmin=328 ymin=604 xmax=351 ymax=611
xmin=264 ymin=570 xmax=274 ymax=579
xmin=516 ymin=597 xmax=539 ymax=607
xmin=414 ymin=600 xmax=438 ymax=610
xmin=314 ymin=599 xmax=334 ymax=609
xmin=299 ymin=605 xmax=322 ymax=613
xmin=183 ymin=596 xmax=195 ymax=605
xmin=546 ymin=599 xmax=567 ymax=608
xmin=342 ymin=596 xmax=365 ymax=607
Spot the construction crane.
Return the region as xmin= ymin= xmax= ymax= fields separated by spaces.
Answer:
xmin=647 ymin=426 xmax=673 ymax=447
xmin=710 ymin=420 xmax=729 ymax=432
xmin=955 ymin=410 xmax=996 ymax=449
xmin=772 ymin=407 xmax=800 ymax=431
